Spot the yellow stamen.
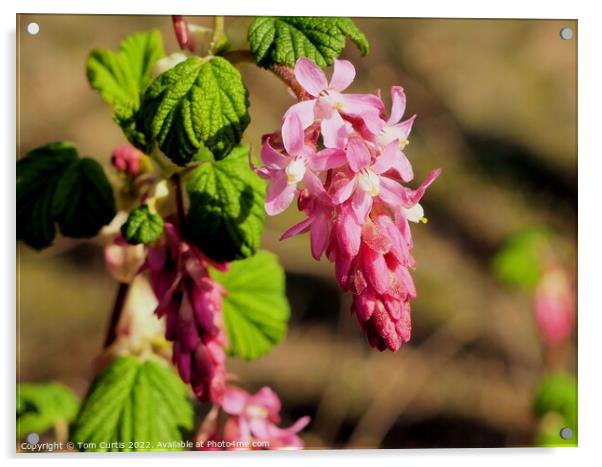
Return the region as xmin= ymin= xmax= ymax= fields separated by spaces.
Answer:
xmin=419 ymin=216 xmax=428 ymax=224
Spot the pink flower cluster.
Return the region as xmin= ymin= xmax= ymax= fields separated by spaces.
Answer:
xmin=144 ymin=222 xmax=311 ymax=448
xmin=253 ymin=58 xmax=441 ymax=351
xmin=111 ymin=144 xmax=143 ymax=176
xmin=146 ymin=222 xmax=228 ymax=403
xmin=197 ymin=386 xmax=310 ymax=450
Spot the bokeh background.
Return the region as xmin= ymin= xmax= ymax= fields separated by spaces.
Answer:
xmin=17 ymin=15 xmax=577 ymax=448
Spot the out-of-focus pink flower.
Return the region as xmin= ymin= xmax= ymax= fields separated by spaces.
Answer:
xmin=220 ymin=386 xmax=310 ymax=450
xmin=111 ymin=144 xmax=144 ymax=176
xmin=146 ymin=222 xmax=228 ymax=403
xmin=534 ymin=266 xmax=576 ymax=346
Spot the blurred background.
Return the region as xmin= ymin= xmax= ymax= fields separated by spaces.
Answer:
xmin=17 ymin=15 xmax=577 ymax=448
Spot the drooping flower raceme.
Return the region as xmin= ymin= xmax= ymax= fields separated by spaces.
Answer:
xmin=145 ymin=222 xmax=228 ymax=403
xmin=254 ymin=57 xmax=441 ymax=351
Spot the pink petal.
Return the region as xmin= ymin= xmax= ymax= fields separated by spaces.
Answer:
xmin=337 ymin=206 xmax=361 ymax=257
xmin=282 ymin=112 xmax=305 ymax=156
xmin=249 ymin=418 xmax=273 ymax=440
xmin=302 ymin=170 xmax=330 ymax=203
xmin=373 ymin=141 xmax=414 ymax=182
xmin=346 ymin=137 xmax=371 ymax=173
xmin=328 ymin=59 xmax=355 ymax=92
xmin=310 ymin=210 xmax=329 ymax=260
xmin=222 ymin=386 xmax=249 ymax=415
xmin=284 ymin=99 xmax=317 ymax=129
xmin=260 ymin=139 xmax=288 ymax=168
xmin=320 ymin=112 xmax=348 ymax=149
xmin=309 ymin=148 xmax=347 ymax=171
xmin=253 ymin=387 xmax=282 ymax=420
xmin=378 ymin=176 xmax=405 ymax=207
xmin=177 ymin=294 xmax=201 ymax=352
xmin=334 ymin=253 xmax=354 ymax=289
xmin=396 ymin=265 xmax=417 ymax=298
xmin=332 ymin=176 xmax=357 ymax=204
xmin=351 ymin=189 xmax=372 ymax=224
xmin=280 ymin=216 xmax=313 ymax=240
xmin=389 ymin=115 xmax=416 ymax=142
xmin=265 ymin=176 xmax=297 ymax=216
xmin=387 ymin=86 xmax=406 ymax=125
xmin=405 ymin=167 xmax=442 ymax=206
xmin=354 ymin=289 xmax=376 ymax=322
xmin=294 ymin=58 xmax=328 ymax=97
xmin=342 ymin=93 xmax=385 ymax=115
xmin=361 ymin=245 xmax=390 ymax=295
xmin=285 ymin=415 xmax=311 ymax=434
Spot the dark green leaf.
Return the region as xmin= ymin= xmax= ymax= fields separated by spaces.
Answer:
xmin=52 ymin=158 xmax=116 ymax=238
xmin=87 ymin=30 xmax=164 ymax=150
xmin=71 ymin=356 xmax=193 ymax=452
xmin=211 ymin=250 xmax=290 ymax=360
xmin=17 ymin=382 xmax=80 ymax=440
xmin=248 ymin=16 xmax=369 ymax=68
xmin=16 ymin=142 xmax=76 ymax=249
xmin=121 ymin=204 xmax=164 ymax=245
xmin=139 ymin=56 xmax=250 ymax=165
xmin=186 ymin=145 xmax=265 ymax=262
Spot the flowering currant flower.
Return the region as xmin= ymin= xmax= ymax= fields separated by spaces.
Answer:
xmin=286 ymin=58 xmax=384 ymax=145
xmin=146 ymin=222 xmax=228 ymax=403
xmin=252 ymin=112 xmax=345 ymax=216
xmin=220 ymin=386 xmax=310 ymax=450
xmin=255 ymin=57 xmax=441 ymax=351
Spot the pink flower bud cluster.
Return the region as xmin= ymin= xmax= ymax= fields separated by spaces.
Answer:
xmin=145 ymin=222 xmax=228 ymax=403
xmin=111 ymin=144 xmax=144 ymax=176
xmin=252 ymin=58 xmax=441 ymax=351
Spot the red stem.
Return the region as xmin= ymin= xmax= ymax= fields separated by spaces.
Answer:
xmin=272 ymin=64 xmax=311 ymax=101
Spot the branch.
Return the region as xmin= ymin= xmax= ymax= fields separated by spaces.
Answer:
xmin=172 ymin=173 xmax=187 ymax=228
xmin=103 ymin=282 xmax=130 ymax=348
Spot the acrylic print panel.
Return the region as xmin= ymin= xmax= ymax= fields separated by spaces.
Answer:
xmin=16 ymin=15 xmax=577 ymax=452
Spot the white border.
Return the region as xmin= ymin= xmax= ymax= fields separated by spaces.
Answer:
xmin=3 ymin=1 xmax=600 ymax=466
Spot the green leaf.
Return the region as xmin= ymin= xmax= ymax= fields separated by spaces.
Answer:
xmin=17 ymin=142 xmax=79 ymax=249
xmin=87 ymin=30 xmax=164 ymax=150
xmin=71 ymin=356 xmax=193 ymax=452
xmin=17 ymin=382 xmax=80 ymax=440
xmin=17 ymin=143 xmax=116 ymax=248
xmin=52 ymin=158 xmax=117 ymax=238
xmin=533 ymin=373 xmax=578 ymax=447
xmin=121 ymin=204 xmax=164 ymax=245
xmin=248 ymin=16 xmax=369 ymax=68
xmin=211 ymin=250 xmax=290 ymax=360
xmin=492 ymin=229 xmax=550 ymax=290
xmin=186 ymin=145 xmax=265 ymax=262
xmin=534 ymin=373 xmax=578 ymax=428
xmin=139 ymin=56 xmax=250 ymax=165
